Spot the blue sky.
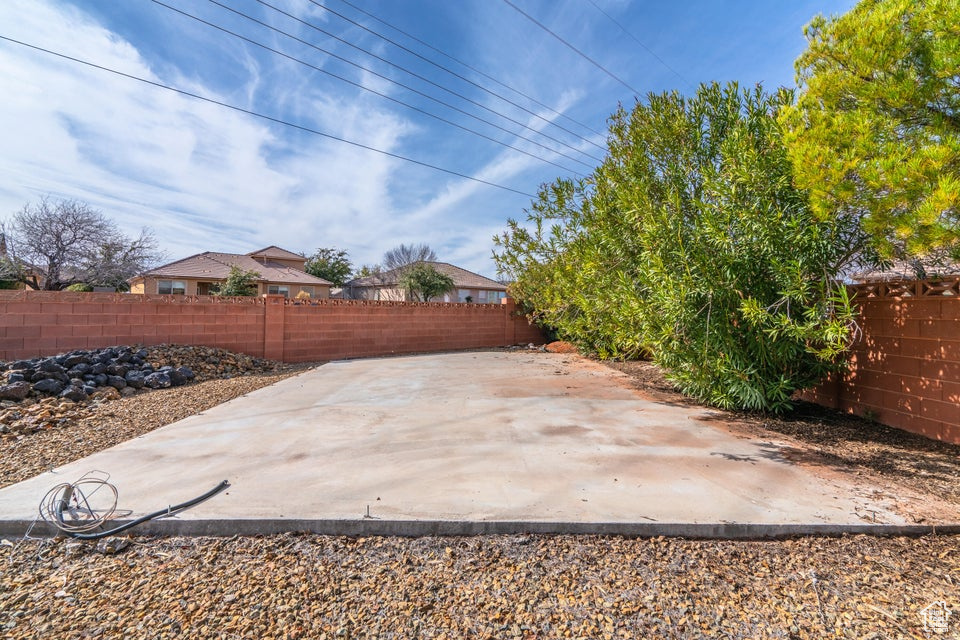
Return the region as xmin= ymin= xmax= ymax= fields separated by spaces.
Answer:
xmin=0 ymin=0 xmax=856 ymax=277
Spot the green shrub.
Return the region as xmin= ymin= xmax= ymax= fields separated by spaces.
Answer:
xmin=216 ymin=266 xmax=260 ymax=297
xmin=495 ymin=82 xmax=858 ymax=412
xmin=399 ymin=264 xmax=455 ymax=302
xmin=65 ymin=283 xmax=94 ymax=292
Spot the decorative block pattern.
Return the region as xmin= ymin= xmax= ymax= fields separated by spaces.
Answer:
xmin=0 ymin=291 xmax=544 ymax=366
xmin=801 ymin=278 xmax=960 ymax=444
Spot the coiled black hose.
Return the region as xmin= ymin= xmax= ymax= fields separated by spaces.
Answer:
xmin=44 ymin=477 xmax=230 ymax=540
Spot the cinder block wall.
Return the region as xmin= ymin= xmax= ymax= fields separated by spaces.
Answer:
xmin=0 ymin=291 xmax=265 ymax=359
xmin=801 ymin=278 xmax=960 ymax=444
xmin=282 ymin=300 xmax=516 ymax=361
xmin=0 ymin=291 xmax=545 ymax=364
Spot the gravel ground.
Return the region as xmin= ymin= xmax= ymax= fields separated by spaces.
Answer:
xmin=2 ymin=533 xmax=958 ymax=639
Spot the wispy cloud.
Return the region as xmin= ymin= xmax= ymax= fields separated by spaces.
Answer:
xmin=0 ymin=0 xmax=411 ymax=260
xmin=0 ymin=0 xmax=857 ymax=275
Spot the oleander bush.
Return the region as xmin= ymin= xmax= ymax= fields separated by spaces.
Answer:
xmin=495 ymin=82 xmax=859 ymax=412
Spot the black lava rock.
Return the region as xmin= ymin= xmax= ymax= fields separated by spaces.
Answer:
xmin=33 ymin=379 xmax=65 ymax=395
xmin=144 ymin=371 xmax=172 ymax=389
xmin=124 ymin=371 xmax=145 ymax=389
xmin=60 ymin=385 xmax=88 ymax=402
xmin=39 ymin=359 xmax=66 ymax=374
xmin=0 ymin=381 xmax=32 ymax=400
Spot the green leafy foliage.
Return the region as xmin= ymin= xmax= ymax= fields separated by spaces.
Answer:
xmin=217 ymin=266 xmax=260 ymax=297
xmin=304 ymin=247 xmax=353 ymax=287
xmin=65 ymin=283 xmax=94 ymax=292
xmin=495 ymin=82 xmax=858 ymax=412
xmin=782 ymin=0 xmax=960 ymax=261
xmin=399 ymin=263 xmax=455 ymax=302
xmin=495 ymin=178 xmax=643 ymax=358
xmin=354 ymin=264 xmax=382 ymax=278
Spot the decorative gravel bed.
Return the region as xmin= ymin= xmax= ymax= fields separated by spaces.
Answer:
xmin=0 ymin=345 xmax=316 ymax=489
xmin=2 ymin=533 xmax=958 ymax=639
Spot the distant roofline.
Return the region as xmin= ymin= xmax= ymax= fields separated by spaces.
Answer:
xmin=246 ymin=245 xmax=305 ymax=261
xmin=131 ymin=249 xmax=331 ymax=285
xmin=344 ymin=260 xmax=505 ymax=288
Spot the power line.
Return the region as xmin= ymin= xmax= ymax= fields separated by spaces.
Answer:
xmin=151 ymin=1 xmax=586 ymax=176
xmin=249 ymin=0 xmax=603 ymax=162
xmin=0 ymin=35 xmax=538 ymax=198
xmin=330 ymin=0 xmax=607 ymax=139
xmin=301 ymin=0 xmax=609 ymax=153
xmin=583 ymin=0 xmax=694 ymax=91
xmin=203 ymin=0 xmax=597 ymax=169
xmin=501 ymin=0 xmax=641 ymax=96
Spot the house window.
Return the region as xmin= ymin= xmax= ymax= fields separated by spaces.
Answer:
xmin=158 ymin=280 xmax=186 ymax=295
xmin=458 ymin=289 xmax=471 ymax=303
xmin=478 ymin=290 xmax=506 ymax=304
xmin=268 ymin=285 xmax=290 ymax=297
xmin=298 ymin=286 xmax=314 ymax=297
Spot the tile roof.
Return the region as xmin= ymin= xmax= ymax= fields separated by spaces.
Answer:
xmin=851 ymin=259 xmax=960 ymax=282
xmin=247 ymin=246 xmax=306 ymax=261
xmin=138 ymin=252 xmax=332 ymax=285
xmin=345 ymin=261 xmax=505 ymax=290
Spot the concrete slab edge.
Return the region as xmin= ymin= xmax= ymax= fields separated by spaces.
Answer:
xmin=3 ymin=519 xmax=960 ymax=539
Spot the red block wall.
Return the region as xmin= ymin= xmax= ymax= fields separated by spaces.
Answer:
xmin=801 ymin=279 xmax=960 ymax=444
xmin=0 ymin=291 xmax=545 ymax=364
xmin=280 ymin=297 xmax=544 ymax=362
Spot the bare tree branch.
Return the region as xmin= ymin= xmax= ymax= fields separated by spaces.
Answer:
xmin=4 ymin=197 xmax=164 ymax=290
xmin=382 ymin=243 xmax=438 ymax=271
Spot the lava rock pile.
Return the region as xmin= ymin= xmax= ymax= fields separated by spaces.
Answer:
xmin=0 ymin=346 xmax=195 ymax=404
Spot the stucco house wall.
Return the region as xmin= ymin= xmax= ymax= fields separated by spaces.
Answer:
xmin=128 ymin=246 xmax=332 ymax=299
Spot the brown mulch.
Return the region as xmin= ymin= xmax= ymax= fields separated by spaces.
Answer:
xmin=3 ymin=533 xmax=959 ymax=639
xmin=604 ymin=360 xmax=960 ymax=508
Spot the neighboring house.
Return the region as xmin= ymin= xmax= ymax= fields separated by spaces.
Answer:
xmin=851 ymin=258 xmax=960 ymax=282
xmin=128 ymin=246 xmax=332 ymax=298
xmin=12 ymin=264 xmax=78 ymax=291
xmin=342 ymin=261 xmax=508 ymax=303
xmin=0 ymin=233 xmax=56 ymax=290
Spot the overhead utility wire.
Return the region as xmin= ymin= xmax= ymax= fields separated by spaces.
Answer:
xmin=301 ymin=0 xmax=608 ymax=153
xmin=0 ymin=36 xmax=537 ymax=198
xmin=331 ymin=0 xmax=606 ymax=139
xmin=583 ymin=0 xmax=694 ymax=91
xmin=248 ymin=0 xmax=603 ymax=163
xmin=204 ymin=0 xmax=596 ymax=170
xmin=151 ymin=1 xmax=586 ymax=176
xmin=501 ymin=0 xmax=641 ymax=97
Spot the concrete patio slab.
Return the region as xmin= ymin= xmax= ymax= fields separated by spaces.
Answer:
xmin=0 ymin=351 xmax=953 ymax=537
